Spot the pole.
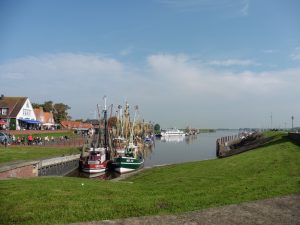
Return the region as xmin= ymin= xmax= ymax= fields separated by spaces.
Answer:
xmin=291 ymin=116 xmax=294 ymax=130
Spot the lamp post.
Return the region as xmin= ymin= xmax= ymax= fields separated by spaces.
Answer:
xmin=291 ymin=116 xmax=294 ymax=130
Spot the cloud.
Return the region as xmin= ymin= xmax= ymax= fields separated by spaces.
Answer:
xmin=1 ymin=52 xmax=299 ymax=128
xmin=290 ymin=47 xmax=300 ymax=61
xmin=208 ymin=59 xmax=258 ymax=66
xmin=240 ymin=0 xmax=249 ymax=16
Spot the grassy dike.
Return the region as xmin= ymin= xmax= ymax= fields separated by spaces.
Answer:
xmin=0 ymin=132 xmax=299 ymax=225
xmin=0 ymin=146 xmax=81 ymax=163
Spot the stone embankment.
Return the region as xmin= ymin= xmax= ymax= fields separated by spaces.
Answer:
xmin=288 ymin=132 xmax=300 ymax=144
xmin=216 ymin=132 xmax=271 ymax=158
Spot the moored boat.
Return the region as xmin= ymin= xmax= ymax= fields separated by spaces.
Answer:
xmin=112 ymin=105 xmax=144 ymax=173
xmin=161 ymin=128 xmax=185 ymax=137
xmin=82 ymin=148 xmax=109 ymax=173
xmin=113 ymin=143 xmax=144 ymax=173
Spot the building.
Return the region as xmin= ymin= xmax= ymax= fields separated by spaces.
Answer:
xmin=0 ymin=95 xmax=40 ymax=130
xmin=34 ymin=107 xmax=55 ymax=129
xmin=61 ymin=120 xmax=94 ymax=134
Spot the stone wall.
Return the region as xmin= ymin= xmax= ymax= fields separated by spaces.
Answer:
xmin=0 ymin=161 xmax=39 ymax=178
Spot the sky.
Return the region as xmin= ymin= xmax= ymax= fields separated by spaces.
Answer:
xmin=0 ymin=0 xmax=300 ymax=129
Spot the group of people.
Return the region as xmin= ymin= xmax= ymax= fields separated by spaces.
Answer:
xmin=7 ymin=134 xmax=70 ymax=146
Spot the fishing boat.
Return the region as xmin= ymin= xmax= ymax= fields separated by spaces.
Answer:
xmin=161 ymin=128 xmax=185 ymax=137
xmin=113 ymin=143 xmax=144 ymax=173
xmin=82 ymin=147 xmax=109 ymax=173
xmin=112 ymin=105 xmax=144 ymax=173
xmin=81 ymin=96 xmax=111 ymax=174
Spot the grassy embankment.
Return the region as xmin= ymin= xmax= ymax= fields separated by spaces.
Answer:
xmin=0 ymin=146 xmax=81 ymax=164
xmin=0 ymin=131 xmax=81 ymax=163
xmin=0 ymin=131 xmax=299 ymax=225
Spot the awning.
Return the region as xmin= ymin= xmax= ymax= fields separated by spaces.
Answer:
xmin=18 ymin=119 xmax=41 ymax=124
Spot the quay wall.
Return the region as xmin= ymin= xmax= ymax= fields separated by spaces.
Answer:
xmin=288 ymin=132 xmax=300 ymax=144
xmin=0 ymin=154 xmax=80 ymax=179
xmin=38 ymin=154 xmax=80 ymax=176
xmin=0 ymin=161 xmax=39 ymax=178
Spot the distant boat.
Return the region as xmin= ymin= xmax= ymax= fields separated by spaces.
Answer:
xmin=161 ymin=128 xmax=185 ymax=137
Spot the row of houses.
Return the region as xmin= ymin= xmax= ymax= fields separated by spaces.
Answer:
xmin=0 ymin=95 xmax=93 ymax=131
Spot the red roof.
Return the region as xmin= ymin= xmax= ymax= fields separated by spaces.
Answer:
xmin=61 ymin=121 xmax=93 ymax=129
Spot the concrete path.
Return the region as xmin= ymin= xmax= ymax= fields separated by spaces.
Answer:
xmin=68 ymin=195 xmax=300 ymax=225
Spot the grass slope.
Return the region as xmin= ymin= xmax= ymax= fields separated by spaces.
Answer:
xmin=0 ymin=132 xmax=299 ymax=225
xmin=0 ymin=146 xmax=81 ymax=164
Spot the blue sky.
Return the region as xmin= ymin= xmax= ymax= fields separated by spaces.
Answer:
xmin=1 ymin=0 xmax=300 ymax=128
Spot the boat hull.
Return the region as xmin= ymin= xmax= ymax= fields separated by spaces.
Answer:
xmin=113 ymin=157 xmax=144 ymax=173
xmin=81 ymin=160 xmax=110 ymax=174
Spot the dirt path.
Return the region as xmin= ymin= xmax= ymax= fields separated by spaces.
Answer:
xmin=67 ymin=195 xmax=300 ymax=225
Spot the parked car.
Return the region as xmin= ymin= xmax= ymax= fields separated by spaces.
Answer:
xmin=0 ymin=132 xmax=10 ymax=144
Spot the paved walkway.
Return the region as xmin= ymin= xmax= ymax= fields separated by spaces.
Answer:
xmin=68 ymin=195 xmax=300 ymax=225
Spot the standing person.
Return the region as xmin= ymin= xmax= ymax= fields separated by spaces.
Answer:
xmin=17 ymin=136 xmax=21 ymax=145
xmin=12 ymin=135 xmax=16 ymax=144
xmin=4 ymin=136 xmax=8 ymax=148
xmin=28 ymin=134 xmax=33 ymax=145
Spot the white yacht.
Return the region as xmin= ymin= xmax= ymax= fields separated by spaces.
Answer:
xmin=161 ymin=128 xmax=185 ymax=137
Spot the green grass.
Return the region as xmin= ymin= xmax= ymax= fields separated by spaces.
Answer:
xmin=0 ymin=132 xmax=299 ymax=225
xmin=13 ymin=131 xmax=78 ymax=139
xmin=0 ymin=146 xmax=81 ymax=163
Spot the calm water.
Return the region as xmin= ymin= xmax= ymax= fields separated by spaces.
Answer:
xmin=68 ymin=130 xmax=237 ymax=179
xmin=143 ymin=130 xmax=238 ymax=167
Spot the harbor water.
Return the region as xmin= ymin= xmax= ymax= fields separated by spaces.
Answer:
xmin=144 ymin=130 xmax=238 ymax=167
xmin=67 ymin=130 xmax=237 ymax=179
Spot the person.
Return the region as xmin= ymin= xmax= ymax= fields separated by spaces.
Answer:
xmin=17 ymin=136 xmax=21 ymax=145
xmin=4 ymin=136 xmax=8 ymax=148
xmin=27 ymin=134 xmax=33 ymax=145
xmin=12 ymin=135 xmax=16 ymax=144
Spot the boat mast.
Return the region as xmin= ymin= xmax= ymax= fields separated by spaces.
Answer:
xmin=96 ymin=104 xmax=102 ymax=148
xmin=129 ymin=105 xmax=138 ymax=145
xmin=118 ymin=105 xmax=124 ymax=138
xmin=103 ymin=96 xmax=109 ymax=159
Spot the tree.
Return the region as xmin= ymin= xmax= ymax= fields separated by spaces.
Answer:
xmin=32 ymin=103 xmax=43 ymax=109
xmin=53 ymin=103 xmax=71 ymax=123
xmin=154 ymin=123 xmax=160 ymax=134
xmin=43 ymin=101 xmax=54 ymax=112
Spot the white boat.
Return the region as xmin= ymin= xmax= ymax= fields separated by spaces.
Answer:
xmin=161 ymin=129 xmax=185 ymax=137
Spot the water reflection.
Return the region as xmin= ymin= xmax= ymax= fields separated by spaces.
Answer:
xmin=160 ymin=135 xmax=185 ymax=143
